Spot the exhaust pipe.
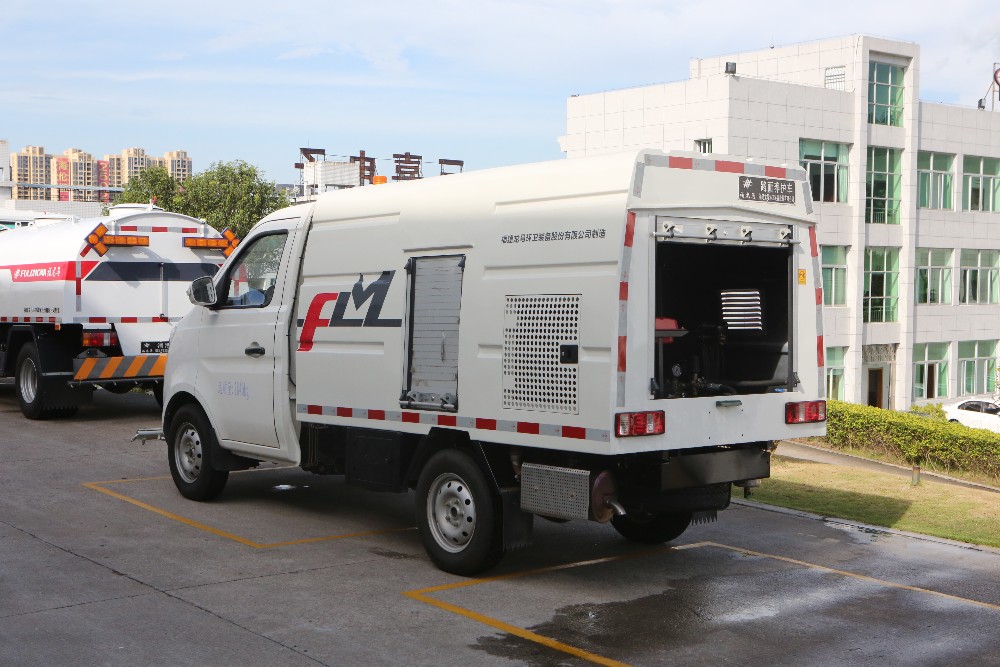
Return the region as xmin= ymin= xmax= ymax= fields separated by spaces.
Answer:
xmin=590 ymin=471 xmax=626 ymax=522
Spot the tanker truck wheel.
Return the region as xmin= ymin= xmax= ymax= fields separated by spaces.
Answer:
xmin=167 ymin=404 xmax=229 ymax=501
xmin=611 ymin=510 xmax=692 ymax=545
xmin=416 ymin=449 xmax=503 ymax=575
xmin=15 ymin=343 xmax=50 ymax=420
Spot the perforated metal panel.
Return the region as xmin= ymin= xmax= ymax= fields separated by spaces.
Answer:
xmin=520 ymin=463 xmax=590 ymax=520
xmin=503 ymin=295 xmax=579 ymax=413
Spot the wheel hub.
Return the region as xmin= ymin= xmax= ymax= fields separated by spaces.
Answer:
xmin=427 ymin=473 xmax=476 ymax=553
xmin=175 ymin=424 xmax=203 ymax=484
xmin=19 ymin=358 xmax=38 ymax=404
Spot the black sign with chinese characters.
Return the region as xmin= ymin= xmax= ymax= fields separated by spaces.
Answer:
xmin=141 ymin=341 xmax=170 ymax=353
xmin=738 ymin=176 xmax=796 ymax=204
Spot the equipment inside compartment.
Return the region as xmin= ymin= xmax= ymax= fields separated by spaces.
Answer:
xmin=653 ymin=241 xmax=792 ymax=398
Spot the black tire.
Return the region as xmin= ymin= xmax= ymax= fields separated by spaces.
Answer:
xmin=416 ymin=449 xmax=504 ymax=575
xmin=167 ymin=404 xmax=229 ymax=501
xmin=15 ymin=343 xmax=49 ymax=419
xmin=611 ymin=510 xmax=692 ymax=545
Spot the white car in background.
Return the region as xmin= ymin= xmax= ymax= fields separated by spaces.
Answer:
xmin=942 ymin=397 xmax=1000 ymax=434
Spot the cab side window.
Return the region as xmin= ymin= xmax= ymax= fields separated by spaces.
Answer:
xmin=222 ymin=233 xmax=287 ymax=308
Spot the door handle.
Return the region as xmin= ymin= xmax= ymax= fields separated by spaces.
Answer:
xmin=244 ymin=343 xmax=266 ymax=358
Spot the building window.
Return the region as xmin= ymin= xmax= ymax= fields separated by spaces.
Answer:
xmin=915 ymin=248 xmax=951 ymax=305
xmin=863 ymin=247 xmax=899 ymax=323
xmin=959 ymin=340 xmax=997 ymax=396
xmin=800 ymin=140 xmax=849 ymax=203
xmin=866 ymin=147 xmax=901 ymax=224
xmin=695 ymin=139 xmax=713 ymax=154
xmin=826 ymin=346 xmax=846 ymax=400
xmin=868 ymin=61 xmax=904 ymax=126
xmin=959 ymin=249 xmax=1000 ymax=304
xmin=918 ymin=152 xmax=954 ymax=210
xmin=913 ymin=342 xmax=949 ymax=400
xmin=824 ymin=66 xmax=846 ymax=91
xmin=821 ymin=246 xmax=848 ymax=306
xmin=961 ymin=156 xmax=1000 ymax=212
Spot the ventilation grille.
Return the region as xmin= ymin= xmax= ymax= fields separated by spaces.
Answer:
xmin=503 ymin=295 xmax=579 ymax=413
xmin=721 ymin=289 xmax=763 ymax=331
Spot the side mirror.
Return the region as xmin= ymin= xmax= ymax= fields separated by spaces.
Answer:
xmin=188 ymin=275 xmax=218 ymax=306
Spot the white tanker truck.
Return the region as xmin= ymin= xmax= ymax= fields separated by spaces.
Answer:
xmin=0 ymin=204 xmax=233 ymax=418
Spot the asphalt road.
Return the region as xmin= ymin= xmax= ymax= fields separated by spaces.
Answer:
xmin=2 ymin=382 xmax=999 ymax=666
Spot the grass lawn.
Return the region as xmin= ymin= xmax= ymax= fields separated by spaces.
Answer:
xmin=743 ymin=456 xmax=1000 ymax=549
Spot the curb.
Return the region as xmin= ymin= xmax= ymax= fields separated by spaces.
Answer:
xmin=732 ymin=498 xmax=1000 ymax=556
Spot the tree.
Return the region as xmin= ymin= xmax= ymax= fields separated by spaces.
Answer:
xmin=113 ymin=160 xmax=289 ymax=238
xmin=113 ymin=165 xmax=179 ymax=210
xmin=175 ymin=160 xmax=289 ymax=238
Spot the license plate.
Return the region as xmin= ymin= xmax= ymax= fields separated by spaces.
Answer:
xmin=141 ymin=341 xmax=170 ymax=353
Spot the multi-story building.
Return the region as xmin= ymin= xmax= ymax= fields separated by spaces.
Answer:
xmin=560 ymin=35 xmax=1000 ymax=410
xmin=9 ymin=145 xmax=193 ymax=203
xmin=10 ymin=145 xmax=51 ymax=200
xmin=0 ymin=139 xmax=12 ymax=202
xmin=163 ymin=150 xmax=193 ymax=182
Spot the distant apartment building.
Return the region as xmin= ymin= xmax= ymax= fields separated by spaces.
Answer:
xmin=8 ymin=145 xmax=193 ymax=203
xmin=560 ymin=35 xmax=1000 ymax=410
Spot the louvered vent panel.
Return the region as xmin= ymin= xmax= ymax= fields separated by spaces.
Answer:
xmin=721 ymin=289 xmax=763 ymax=331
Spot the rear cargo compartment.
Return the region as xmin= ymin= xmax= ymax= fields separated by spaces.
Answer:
xmin=653 ymin=239 xmax=793 ymax=398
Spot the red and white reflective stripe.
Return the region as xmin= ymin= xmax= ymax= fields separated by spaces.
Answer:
xmin=296 ymin=404 xmax=611 ymax=442
xmin=616 ymin=210 xmax=636 ymax=407
xmin=117 ymin=225 xmax=202 ymax=234
xmin=0 ymin=316 xmax=60 ymax=323
xmin=71 ymin=316 xmax=178 ymax=324
xmin=650 ymin=154 xmax=806 ymax=181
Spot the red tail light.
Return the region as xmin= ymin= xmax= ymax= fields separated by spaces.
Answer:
xmin=615 ymin=411 xmax=665 ymax=437
xmin=785 ymin=400 xmax=826 ymax=424
xmin=82 ymin=330 xmax=118 ymax=347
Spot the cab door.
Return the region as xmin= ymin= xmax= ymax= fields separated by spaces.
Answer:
xmin=199 ymin=230 xmax=290 ymax=448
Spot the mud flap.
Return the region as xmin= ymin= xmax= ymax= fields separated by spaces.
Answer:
xmin=500 ymin=486 xmax=534 ymax=551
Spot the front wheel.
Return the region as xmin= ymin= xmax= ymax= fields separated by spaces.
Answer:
xmin=167 ymin=404 xmax=229 ymax=501
xmin=611 ymin=510 xmax=692 ymax=545
xmin=416 ymin=449 xmax=503 ymax=575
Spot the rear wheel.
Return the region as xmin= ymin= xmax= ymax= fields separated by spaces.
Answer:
xmin=416 ymin=449 xmax=503 ymax=575
xmin=167 ymin=404 xmax=229 ymax=501
xmin=611 ymin=510 xmax=692 ymax=544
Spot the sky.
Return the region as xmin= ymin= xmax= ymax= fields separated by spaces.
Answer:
xmin=4 ymin=1 xmax=999 ymax=185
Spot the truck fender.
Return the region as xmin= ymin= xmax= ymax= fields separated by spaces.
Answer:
xmin=163 ymin=391 xmax=257 ymax=472
xmin=406 ymin=430 xmax=533 ymax=551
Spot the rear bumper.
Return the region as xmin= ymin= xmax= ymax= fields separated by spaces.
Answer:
xmin=661 ymin=445 xmax=770 ymax=490
xmin=73 ymin=354 xmax=167 ymax=382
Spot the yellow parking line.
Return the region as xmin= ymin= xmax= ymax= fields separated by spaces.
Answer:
xmin=83 ymin=479 xmax=412 ymax=549
xmin=704 ymin=541 xmax=1000 ymax=612
xmin=404 ymin=539 xmax=1000 ymax=665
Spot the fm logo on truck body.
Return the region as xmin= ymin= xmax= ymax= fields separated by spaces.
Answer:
xmin=298 ymin=271 xmax=402 ymax=352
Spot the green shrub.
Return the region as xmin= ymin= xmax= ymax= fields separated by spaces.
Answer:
xmin=908 ymin=402 xmax=947 ymax=422
xmin=826 ymin=400 xmax=1000 ymax=480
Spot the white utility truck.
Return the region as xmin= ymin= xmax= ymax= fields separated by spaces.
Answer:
xmin=0 ymin=204 xmax=233 ymax=418
xmin=148 ymin=150 xmax=826 ymax=574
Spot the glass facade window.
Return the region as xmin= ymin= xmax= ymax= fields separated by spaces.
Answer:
xmin=915 ymin=248 xmax=951 ymax=305
xmin=913 ymin=342 xmax=949 ymax=400
xmin=962 ymin=156 xmax=1000 ymax=212
xmin=826 ymin=346 xmax=846 ymax=400
xmin=959 ymin=249 xmax=1000 ymax=304
xmin=868 ymin=61 xmax=904 ymax=126
xmin=866 ymin=147 xmax=901 ymax=224
xmin=917 ymin=152 xmax=954 ymax=210
xmin=863 ymin=247 xmax=899 ymax=323
xmin=959 ymin=340 xmax=997 ymax=396
xmin=821 ymin=246 xmax=848 ymax=306
xmin=800 ymin=140 xmax=849 ymax=203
